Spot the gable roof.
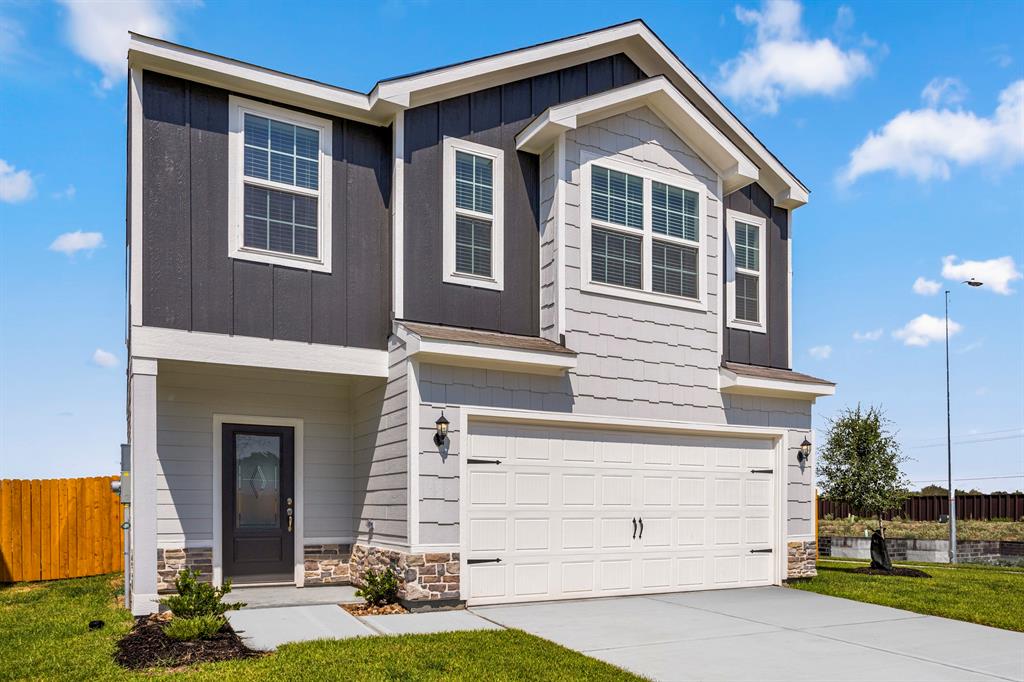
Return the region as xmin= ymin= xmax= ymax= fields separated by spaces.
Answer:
xmin=128 ymin=19 xmax=808 ymax=207
xmin=516 ymin=76 xmax=760 ymax=195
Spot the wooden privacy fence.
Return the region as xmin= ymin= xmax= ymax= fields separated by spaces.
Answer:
xmin=819 ymin=493 xmax=1024 ymax=522
xmin=0 ymin=476 xmax=124 ymax=583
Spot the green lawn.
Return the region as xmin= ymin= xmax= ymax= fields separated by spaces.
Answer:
xmin=0 ymin=575 xmax=643 ymax=681
xmin=790 ymin=559 xmax=1024 ymax=632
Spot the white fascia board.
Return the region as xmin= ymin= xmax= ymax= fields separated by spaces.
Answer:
xmin=395 ymin=325 xmax=576 ymax=376
xmin=719 ymin=367 xmax=835 ymax=401
xmin=516 ymin=76 xmax=758 ymax=193
xmin=127 ymin=34 xmax=391 ymax=126
xmin=131 ymin=325 xmax=388 ymax=377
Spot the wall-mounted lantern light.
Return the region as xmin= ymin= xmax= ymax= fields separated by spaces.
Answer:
xmin=798 ymin=438 xmax=812 ymax=464
xmin=434 ymin=413 xmax=450 ymax=447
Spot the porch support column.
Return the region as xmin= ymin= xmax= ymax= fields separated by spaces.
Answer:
xmin=129 ymin=356 xmax=159 ymax=615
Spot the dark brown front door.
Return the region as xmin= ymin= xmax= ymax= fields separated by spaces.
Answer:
xmin=222 ymin=424 xmax=294 ymax=583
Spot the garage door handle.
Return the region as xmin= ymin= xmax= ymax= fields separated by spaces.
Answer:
xmin=467 ymin=558 xmax=502 ymax=565
xmin=467 ymin=458 xmax=502 ymax=465
xmin=638 ymin=517 xmax=644 ymax=539
xmin=750 ymin=548 xmax=772 ymax=554
xmin=750 ymin=468 xmax=773 ymax=474
xmin=632 ymin=518 xmax=637 ymax=539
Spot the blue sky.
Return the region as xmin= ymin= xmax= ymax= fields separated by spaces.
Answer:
xmin=1 ymin=1 xmax=1021 ymax=491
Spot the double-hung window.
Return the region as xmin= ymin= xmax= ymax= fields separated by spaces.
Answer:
xmin=583 ymin=154 xmax=706 ymax=309
xmin=442 ymin=137 xmax=504 ymax=290
xmin=229 ymin=96 xmax=332 ymax=272
xmin=726 ymin=209 xmax=767 ymax=331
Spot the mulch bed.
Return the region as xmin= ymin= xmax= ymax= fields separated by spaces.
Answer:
xmin=341 ymin=602 xmax=407 ymax=616
xmin=114 ymin=615 xmax=261 ymax=670
xmin=853 ymin=566 xmax=932 ymax=578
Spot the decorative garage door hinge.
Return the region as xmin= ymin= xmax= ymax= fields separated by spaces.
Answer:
xmin=466 ymin=458 xmax=502 ymax=465
xmin=750 ymin=468 xmax=773 ymax=474
xmin=749 ymin=548 xmax=773 ymax=553
xmin=467 ymin=558 xmax=502 ymax=565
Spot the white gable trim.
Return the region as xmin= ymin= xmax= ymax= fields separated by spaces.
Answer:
xmin=517 ymin=76 xmax=759 ymax=196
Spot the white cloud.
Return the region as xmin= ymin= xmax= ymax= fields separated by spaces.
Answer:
xmin=52 ymin=185 xmax=77 ymax=200
xmin=59 ymin=0 xmax=184 ymax=90
xmin=49 ymin=230 xmax=104 ymax=256
xmin=0 ymin=15 xmax=25 ymax=62
xmin=941 ymin=254 xmax=1022 ymax=295
xmin=912 ymin=276 xmax=942 ymax=296
xmin=719 ymin=0 xmax=872 ymax=114
xmin=852 ymin=328 xmax=883 ymax=341
xmin=0 ymin=159 xmax=35 ymax=203
xmin=840 ymin=79 xmax=1024 ymax=184
xmin=893 ymin=314 xmax=961 ymax=347
xmin=921 ymin=77 xmax=967 ymax=108
xmin=809 ymin=344 xmax=832 ymax=359
xmin=92 ymin=348 xmax=118 ymax=368
xmin=956 ymin=339 xmax=984 ymax=355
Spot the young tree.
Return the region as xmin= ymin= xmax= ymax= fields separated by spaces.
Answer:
xmin=817 ymin=405 xmax=911 ymax=531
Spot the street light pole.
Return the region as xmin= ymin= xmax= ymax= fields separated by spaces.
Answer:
xmin=946 ymin=277 xmax=983 ymax=565
xmin=945 ymin=290 xmax=956 ymax=563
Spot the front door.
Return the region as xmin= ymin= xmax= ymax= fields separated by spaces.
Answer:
xmin=222 ymin=424 xmax=295 ymax=583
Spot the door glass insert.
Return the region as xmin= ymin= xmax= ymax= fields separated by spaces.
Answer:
xmin=235 ymin=434 xmax=281 ymax=529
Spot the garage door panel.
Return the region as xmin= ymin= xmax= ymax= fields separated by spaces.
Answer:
xmin=513 ymin=518 xmax=549 ymax=551
xmin=465 ymin=425 xmax=778 ymax=605
xmin=514 ymin=473 xmax=550 ymax=505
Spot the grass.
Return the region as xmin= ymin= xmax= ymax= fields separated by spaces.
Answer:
xmin=790 ymin=559 xmax=1024 ymax=632
xmin=818 ymin=517 xmax=1024 ymax=541
xmin=0 ymin=575 xmax=643 ymax=681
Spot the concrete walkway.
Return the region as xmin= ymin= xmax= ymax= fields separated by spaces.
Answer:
xmin=233 ymin=584 xmax=360 ymax=609
xmin=473 ymin=587 xmax=1024 ymax=682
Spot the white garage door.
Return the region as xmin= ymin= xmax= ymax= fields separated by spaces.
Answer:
xmin=463 ymin=422 xmax=778 ymax=605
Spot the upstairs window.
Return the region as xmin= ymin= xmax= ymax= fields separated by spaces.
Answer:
xmin=582 ymin=155 xmax=707 ymax=310
xmin=443 ymin=138 xmax=504 ymax=290
xmin=229 ymin=97 xmax=332 ymax=272
xmin=726 ymin=210 xmax=767 ymax=331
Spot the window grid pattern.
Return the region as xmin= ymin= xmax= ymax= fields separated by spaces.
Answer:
xmin=244 ymin=114 xmax=319 ymax=190
xmin=592 ymin=227 xmax=642 ymax=289
xmin=736 ymin=272 xmax=760 ymax=322
xmin=455 ymin=215 xmax=492 ymax=278
xmin=735 ymin=221 xmax=759 ymax=272
xmin=244 ymin=185 xmax=318 ymax=258
xmin=592 ymin=166 xmax=643 ymax=229
xmin=452 ymin=150 xmax=495 ymax=277
xmin=652 ymin=241 xmax=699 ymax=299
xmin=652 ymin=181 xmax=699 ymax=241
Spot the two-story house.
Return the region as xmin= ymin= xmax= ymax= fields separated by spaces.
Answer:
xmin=123 ymin=20 xmax=834 ymax=615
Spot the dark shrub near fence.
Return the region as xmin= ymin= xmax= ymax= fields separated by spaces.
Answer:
xmin=819 ymin=494 xmax=1024 ymax=522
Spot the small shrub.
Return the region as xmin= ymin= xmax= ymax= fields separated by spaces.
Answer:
xmin=163 ymin=614 xmax=226 ymax=641
xmin=356 ymin=567 xmax=400 ymax=606
xmin=160 ymin=569 xmax=245 ymax=618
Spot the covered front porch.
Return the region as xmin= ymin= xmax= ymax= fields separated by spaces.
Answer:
xmin=126 ymin=342 xmax=400 ymax=615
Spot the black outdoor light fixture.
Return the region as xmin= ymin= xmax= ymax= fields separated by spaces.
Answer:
xmin=433 ymin=412 xmax=450 ymax=447
xmin=963 ymin=278 xmax=983 ymax=288
xmin=798 ymin=438 xmax=812 ymax=464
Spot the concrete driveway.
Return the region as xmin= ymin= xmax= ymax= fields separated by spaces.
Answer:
xmin=473 ymin=587 xmax=1024 ymax=682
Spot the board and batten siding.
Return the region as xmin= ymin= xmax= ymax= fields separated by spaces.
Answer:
xmin=722 ymin=182 xmax=790 ymax=368
xmin=140 ymin=70 xmax=391 ymax=350
xmin=350 ymin=340 xmax=409 ymax=548
xmin=411 ymin=107 xmax=813 ymax=541
xmin=402 ymin=54 xmax=644 ymax=337
xmin=154 ymin=361 xmax=353 ymax=549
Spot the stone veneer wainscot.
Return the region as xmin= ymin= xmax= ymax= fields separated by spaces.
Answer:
xmin=350 ymin=544 xmax=460 ymax=604
xmin=786 ymin=540 xmax=817 ymax=579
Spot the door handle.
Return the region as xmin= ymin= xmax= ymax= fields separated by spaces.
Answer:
xmin=638 ymin=517 xmax=644 ymax=539
xmin=632 ymin=517 xmax=637 ymax=539
xmin=286 ymin=497 xmax=294 ymax=533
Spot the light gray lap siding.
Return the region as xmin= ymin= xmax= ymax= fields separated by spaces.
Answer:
xmin=140 ymin=70 xmax=391 ymax=350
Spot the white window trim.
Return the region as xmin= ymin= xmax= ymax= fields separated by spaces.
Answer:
xmin=442 ymin=136 xmax=504 ymax=291
xmin=725 ymin=208 xmax=768 ymax=333
xmin=580 ymin=151 xmax=708 ymax=311
xmin=228 ymin=95 xmax=333 ymax=273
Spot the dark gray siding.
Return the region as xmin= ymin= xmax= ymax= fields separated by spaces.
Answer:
xmin=722 ymin=182 xmax=789 ymax=368
xmin=403 ymin=54 xmax=644 ymax=336
xmin=141 ymin=71 xmax=391 ymax=350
